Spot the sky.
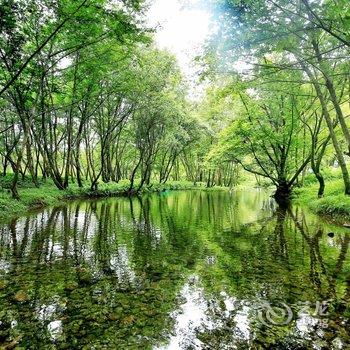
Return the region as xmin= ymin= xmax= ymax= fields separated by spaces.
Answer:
xmin=147 ymin=0 xmax=211 ymax=95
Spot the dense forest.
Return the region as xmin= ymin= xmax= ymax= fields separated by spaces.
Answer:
xmin=1 ymin=1 xmax=350 ymax=349
xmin=0 ymin=0 xmax=349 ymax=206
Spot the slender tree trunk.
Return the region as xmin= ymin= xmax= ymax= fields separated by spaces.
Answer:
xmin=301 ymin=63 xmax=350 ymax=195
xmin=11 ymin=128 xmax=29 ymax=199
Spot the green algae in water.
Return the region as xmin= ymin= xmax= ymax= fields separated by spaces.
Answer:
xmin=0 ymin=190 xmax=349 ymax=349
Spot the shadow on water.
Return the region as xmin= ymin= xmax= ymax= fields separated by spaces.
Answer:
xmin=0 ymin=189 xmax=349 ymax=349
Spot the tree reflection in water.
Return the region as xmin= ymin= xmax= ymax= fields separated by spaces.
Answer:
xmin=0 ymin=190 xmax=349 ymax=349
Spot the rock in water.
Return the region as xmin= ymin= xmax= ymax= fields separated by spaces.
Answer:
xmin=14 ymin=290 xmax=30 ymax=302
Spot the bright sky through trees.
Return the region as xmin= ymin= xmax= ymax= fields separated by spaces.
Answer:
xmin=148 ymin=0 xmax=211 ymax=93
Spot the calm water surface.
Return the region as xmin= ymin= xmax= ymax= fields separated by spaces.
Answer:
xmin=0 ymin=190 xmax=349 ymax=349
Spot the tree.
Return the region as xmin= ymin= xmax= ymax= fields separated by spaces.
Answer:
xmin=208 ymin=0 xmax=350 ymax=196
xmin=209 ymin=79 xmax=312 ymax=203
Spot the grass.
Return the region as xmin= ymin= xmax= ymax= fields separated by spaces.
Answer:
xmin=293 ymin=168 xmax=350 ymax=222
xmin=0 ymin=175 xmax=227 ymax=222
xmin=5 ymin=168 xmax=350 ymax=224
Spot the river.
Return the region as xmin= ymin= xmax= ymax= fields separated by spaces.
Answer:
xmin=0 ymin=189 xmax=349 ymax=349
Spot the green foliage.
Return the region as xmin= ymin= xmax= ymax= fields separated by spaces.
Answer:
xmin=0 ymin=174 xmax=43 ymax=189
xmin=0 ymin=0 xmax=211 ymax=197
xmin=0 ymin=176 xmax=222 ymax=222
xmin=302 ymin=168 xmax=343 ymax=186
xmin=295 ymin=171 xmax=350 ymax=220
xmin=208 ymin=77 xmax=311 ymax=192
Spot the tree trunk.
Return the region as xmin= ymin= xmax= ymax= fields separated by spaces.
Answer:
xmin=274 ymin=180 xmax=292 ymax=207
xmin=301 ymin=62 xmax=350 ymax=195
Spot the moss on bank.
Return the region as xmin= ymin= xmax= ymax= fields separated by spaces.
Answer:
xmin=293 ymin=169 xmax=350 ymax=222
xmin=0 ymin=176 xmax=227 ymax=222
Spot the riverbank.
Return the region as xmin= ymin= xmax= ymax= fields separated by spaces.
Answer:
xmin=2 ymin=173 xmax=350 ymax=225
xmin=0 ymin=177 xmax=227 ymax=222
xmin=293 ymin=173 xmax=350 ymax=223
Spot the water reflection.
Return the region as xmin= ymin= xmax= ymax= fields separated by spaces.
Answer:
xmin=0 ymin=190 xmax=349 ymax=349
